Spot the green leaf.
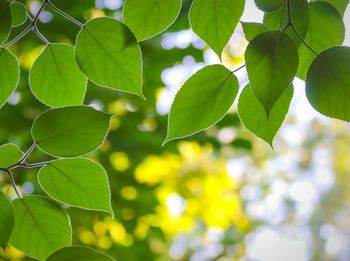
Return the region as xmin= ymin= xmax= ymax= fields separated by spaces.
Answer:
xmin=297 ymin=2 xmax=344 ymax=80
xmin=165 ymin=64 xmax=238 ymax=144
xmin=245 ymin=31 xmax=298 ymax=115
xmin=10 ymin=2 xmax=26 ymax=27
xmin=31 ymin=106 xmax=111 ymax=157
xmin=189 ymin=0 xmax=244 ymax=58
xmin=241 ymin=22 xmax=269 ymax=42
xmin=315 ymin=0 xmax=349 ymax=15
xmin=46 ymin=246 xmax=115 ymax=261
xmin=29 ymin=44 xmax=87 ymax=107
xmin=0 ymin=143 xmax=23 ymax=168
xmin=0 ymin=191 xmax=14 ymax=248
xmin=123 ymin=0 xmax=182 ymax=41
xmin=9 ymin=196 xmax=71 ymax=260
xmin=306 ymin=46 xmax=350 ymax=121
xmin=0 ymin=48 xmax=19 ymax=108
xmin=238 ymin=84 xmax=293 ymax=146
xmin=255 ymin=0 xmax=284 ymax=11
xmin=0 ymin=1 xmax=11 ymax=44
xmin=264 ymin=0 xmax=309 ymax=46
xmin=38 ymin=158 xmax=113 ymax=215
xmin=75 ymin=17 xmax=143 ymax=98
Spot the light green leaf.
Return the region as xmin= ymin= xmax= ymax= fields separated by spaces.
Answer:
xmin=306 ymin=46 xmax=350 ymax=121
xmin=165 ymin=65 xmax=238 ymax=144
xmin=238 ymin=84 xmax=293 ymax=146
xmin=241 ymin=22 xmax=269 ymax=42
xmin=0 ymin=48 xmax=19 ymax=108
xmin=9 ymin=196 xmax=71 ymax=260
xmin=189 ymin=0 xmax=244 ymax=58
xmin=38 ymin=158 xmax=113 ymax=215
xmin=10 ymin=2 xmax=26 ymax=27
xmin=29 ymin=44 xmax=87 ymax=107
xmin=31 ymin=106 xmax=111 ymax=157
xmin=245 ymin=31 xmax=298 ymax=115
xmin=0 ymin=1 xmax=11 ymax=44
xmin=255 ymin=0 xmax=283 ymax=11
xmin=297 ymin=2 xmax=344 ymax=80
xmin=0 ymin=143 xmax=23 ymax=168
xmin=0 ymin=191 xmax=14 ymax=248
xmin=46 ymin=246 xmax=115 ymax=261
xmin=264 ymin=0 xmax=309 ymax=46
xmin=123 ymin=0 xmax=181 ymax=41
xmin=75 ymin=17 xmax=143 ymax=98
xmin=314 ymin=0 xmax=349 ymax=15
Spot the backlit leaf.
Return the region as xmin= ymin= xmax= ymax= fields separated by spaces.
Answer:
xmin=9 ymin=196 xmax=71 ymax=260
xmin=38 ymin=158 xmax=113 ymax=215
xmin=245 ymin=31 xmax=298 ymax=115
xmin=10 ymin=2 xmax=26 ymax=27
xmin=255 ymin=0 xmax=284 ymax=11
xmin=31 ymin=106 xmax=111 ymax=157
xmin=238 ymin=84 xmax=293 ymax=146
xmin=75 ymin=17 xmax=143 ymax=98
xmin=123 ymin=0 xmax=181 ymax=41
xmin=306 ymin=46 xmax=350 ymax=121
xmin=0 ymin=48 xmax=19 ymax=108
xmin=0 ymin=191 xmax=14 ymax=248
xmin=297 ymin=2 xmax=344 ymax=79
xmin=0 ymin=143 xmax=23 ymax=168
xmin=189 ymin=0 xmax=244 ymax=58
xmin=241 ymin=22 xmax=269 ymax=41
xmin=165 ymin=64 xmax=238 ymax=144
xmin=29 ymin=44 xmax=87 ymax=107
xmin=46 ymin=246 xmax=115 ymax=261
xmin=0 ymin=1 xmax=11 ymax=44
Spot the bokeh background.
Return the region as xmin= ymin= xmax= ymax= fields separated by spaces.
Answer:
xmin=1 ymin=0 xmax=350 ymax=260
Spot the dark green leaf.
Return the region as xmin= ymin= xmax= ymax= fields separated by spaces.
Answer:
xmin=315 ymin=0 xmax=349 ymax=15
xmin=189 ymin=0 xmax=244 ymax=58
xmin=46 ymin=246 xmax=115 ymax=261
xmin=306 ymin=46 xmax=350 ymax=121
xmin=10 ymin=2 xmax=26 ymax=27
xmin=0 ymin=1 xmax=11 ymax=44
xmin=123 ymin=0 xmax=182 ymax=41
xmin=0 ymin=143 xmax=23 ymax=168
xmin=264 ymin=0 xmax=309 ymax=46
xmin=245 ymin=31 xmax=298 ymax=115
xmin=0 ymin=191 xmax=14 ymax=248
xmin=297 ymin=2 xmax=344 ymax=79
xmin=38 ymin=158 xmax=113 ymax=215
xmin=255 ymin=0 xmax=284 ymax=11
xmin=75 ymin=17 xmax=143 ymax=98
xmin=31 ymin=106 xmax=111 ymax=157
xmin=9 ymin=196 xmax=71 ymax=260
xmin=238 ymin=84 xmax=293 ymax=146
xmin=29 ymin=44 xmax=87 ymax=107
xmin=0 ymin=48 xmax=19 ymax=108
xmin=165 ymin=65 xmax=238 ymax=144
xmin=241 ymin=22 xmax=269 ymax=41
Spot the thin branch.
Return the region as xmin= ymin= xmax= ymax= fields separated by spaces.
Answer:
xmin=231 ymin=64 xmax=246 ymax=74
xmin=47 ymin=0 xmax=84 ymax=28
xmin=33 ymin=25 xmax=50 ymax=44
xmin=290 ymin=23 xmax=318 ymax=56
xmin=16 ymin=161 xmax=51 ymax=169
xmin=2 ymin=0 xmax=48 ymax=48
xmin=7 ymin=143 xmax=37 ymax=170
xmin=278 ymin=0 xmax=287 ymax=30
xmin=5 ymin=170 xmax=22 ymax=199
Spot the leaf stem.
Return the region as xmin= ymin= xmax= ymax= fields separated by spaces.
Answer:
xmin=5 ymin=170 xmax=22 ymax=199
xmin=285 ymin=0 xmax=318 ymax=56
xmin=2 ymin=0 xmax=49 ymax=48
xmin=47 ymin=0 xmax=84 ymax=28
xmin=231 ymin=64 xmax=246 ymax=74
xmin=33 ymin=25 xmax=50 ymax=45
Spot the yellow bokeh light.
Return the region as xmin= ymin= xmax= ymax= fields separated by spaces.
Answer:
xmin=121 ymin=186 xmax=138 ymax=200
xmin=110 ymin=152 xmax=130 ymax=171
